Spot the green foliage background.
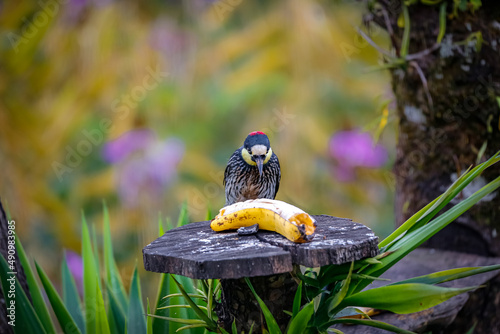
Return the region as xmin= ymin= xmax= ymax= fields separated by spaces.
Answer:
xmin=0 ymin=0 xmax=394 ymax=301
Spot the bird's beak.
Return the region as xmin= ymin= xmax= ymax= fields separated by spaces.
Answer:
xmin=255 ymin=156 xmax=264 ymax=176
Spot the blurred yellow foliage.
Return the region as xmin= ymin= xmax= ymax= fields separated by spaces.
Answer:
xmin=0 ymin=0 xmax=394 ymax=286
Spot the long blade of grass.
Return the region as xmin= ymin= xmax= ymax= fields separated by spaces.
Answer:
xmin=147 ymin=314 xmax=208 ymax=325
xmin=437 ymin=2 xmax=447 ymax=43
xmin=127 ymin=266 xmax=147 ymax=334
xmin=370 ymin=175 xmax=500 ymax=280
xmin=380 ymin=152 xmax=500 ymax=248
xmin=389 ymin=264 xmax=500 ymax=286
xmin=62 ymin=254 xmax=85 ymax=333
xmin=330 ymin=318 xmax=415 ymax=334
xmin=341 ymin=283 xmax=477 ymax=314
xmin=400 ymin=4 xmax=410 ymax=58
xmin=95 ymin=277 xmax=111 ymax=334
xmin=177 ymin=201 xmax=190 ymax=227
xmin=153 ymin=219 xmax=173 ymax=334
xmin=354 ymin=175 xmax=500 ymax=294
xmin=82 ymin=213 xmax=98 ymax=334
xmin=245 ymin=277 xmax=282 ymax=334
xmin=0 ymin=254 xmax=47 ymax=334
xmin=176 ymin=324 xmax=209 ymax=332
xmin=107 ymin=286 xmax=126 ymax=334
xmin=147 ymin=299 xmax=153 ymax=334
xmin=292 ymin=281 xmax=303 ymax=318
xmin=35 ymin=261 xmax=82 ymax=334
xmin=15 ymin=238 xmax=56 ymax=334
xmin=171 ymin=275 xmax=218 ymax=331
xmin=287 ymin=301 xmax=315 ymax=334
xmin=328 ymin=262 xmax=354 ymax=316
xmin=102 ymin=202 xmax=128 ymax=310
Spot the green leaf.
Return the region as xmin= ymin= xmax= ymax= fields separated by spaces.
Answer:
xmin=328 ymin=328 xmax=345 ymax=334
xmin=107 ymin=286 xmax=126 ymax=334
xmin=330 ymin=318 xmax=415 ymax=334
xmin=206 ymin=279 xmax=215 ymax=321
xmin=287 ymin=301 xmax=315 ymax=334
xmin=95 ymin=277 xmax=111 ymax=334
xmin=15 ymin=238 xmax=56 ymax=334
xmin=366 ymin=175 xmax=500 ymax=283
xmin=158 ymin=213 xmax=165 ymax=236
xmin=177 ymin=201 xmax=190 ymax=227
xmin=380 ymin=151 xmax=500 ymax=249
xmin=437 ymin=2 xmax=447 ymax=44
xmin=341 ymin=283 xmax=477 ymax=314
xmin=466 ymin=322 xmax=477 ymax=334
xmin=292 ymin=281 xmax=303 ymax=317
xmin=102 ymin=202 xmax=128 ymax=312
xmin=127 ymin=267 xmax=147 ymax=334
xmin=401 ymin=4 xmax=410 ymax=58
xmin=390 ymin=264 xmax=500 ymax=286
xmin=35 ymin=261 xmax=82 ymax=334
xmin=353 ymin=155 xmax=500 ymax=294
xmin=231 ymin=319 xmax=237 ymax=334
xmin=206 ymin=206 xmax=213 ymax=221
xmin=147 ymin=314 xmax=208 ymax=325
xmin=82 ymin=213 xmax=98 ymax=334
xmin=0 ymin=254 xmax=47 ymax=334
xmin=328 ymin=262 xmax=354 ymax=316
xmin=176 ymin=324 xmax=210 ymax=332
xmin=171 ymin=275 xmax=218 ymax=331
xmin=153 ymin=220 xmax=172 ymax=334
xmin=248 ymin=322 xmax=255 ymax=334
xmin=147 ymin=299 xmax=153 ymax=334
xmin=245 ymin=277 xmax=282 ymax=334
xmin=62 ymin=254 xmax=85 ymax=333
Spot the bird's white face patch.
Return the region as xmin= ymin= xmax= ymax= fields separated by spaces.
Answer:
xmin=251 ymin=145 xmax=267 ymax=156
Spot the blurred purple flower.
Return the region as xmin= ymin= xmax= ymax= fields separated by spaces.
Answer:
xmin=149 ymin=19 xmax=190 ymax=79
xmin=102 ymin=129 xmax=184 ymax=207
xmin=65 ymin=250 xmax=83 ymax=294
xmin=102 ymin=129 xmax=156 ymax=164
xmin=329 ymin=129 xmax=388 ymax=181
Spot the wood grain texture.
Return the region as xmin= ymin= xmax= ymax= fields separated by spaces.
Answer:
xmin=143 ymin=215 xmax=379 ymax=279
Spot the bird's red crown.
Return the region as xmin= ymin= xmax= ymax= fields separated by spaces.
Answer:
xmin=249 ymin=131 xmax=266 ymax=136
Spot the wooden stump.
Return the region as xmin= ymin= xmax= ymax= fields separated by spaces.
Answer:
xmin=143 ymin=215 xmax=379 ymax=331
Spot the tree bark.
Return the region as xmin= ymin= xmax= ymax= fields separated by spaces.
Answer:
xmin=367 ymin=1 xmax=500 ymax=332
xmin=218 ymin=272 xmax=298 ymax=333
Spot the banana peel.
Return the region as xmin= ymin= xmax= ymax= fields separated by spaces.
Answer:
xmin=210 ymin=199 xmax=316 ymax=243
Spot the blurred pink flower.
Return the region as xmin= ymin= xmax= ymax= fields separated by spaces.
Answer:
xmin=102 ymin=129 xmax=184 ymax=207
xmin=329 ymin=129 xmax=388 ymax=181
xmin=65 ymin=250 xmax=83 ymax=294
xmin=102 ymin=129 xmax=155 ymax=164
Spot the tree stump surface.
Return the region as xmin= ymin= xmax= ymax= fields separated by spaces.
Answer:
xmin=143 ymin=215 xmax=379 ymax=279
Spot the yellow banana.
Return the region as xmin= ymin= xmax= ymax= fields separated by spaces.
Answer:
xmin=210 ymin=199 xmax=316 ymax=243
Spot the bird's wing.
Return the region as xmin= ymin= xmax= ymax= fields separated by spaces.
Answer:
xmin=223 ymin=148 xmax=241 ymax=186
xmin=273 ymin=153 xmax=281 ymax=198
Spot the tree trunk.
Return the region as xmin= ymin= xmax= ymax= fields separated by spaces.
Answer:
xmin=218 ymin=272 xmax=298 ymax=333
xmin=367 ymin=1 xmax=500 ymax=332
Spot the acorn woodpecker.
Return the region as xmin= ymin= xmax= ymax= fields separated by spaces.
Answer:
xmin=223 ymin=131 xmax=281 ymax=206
